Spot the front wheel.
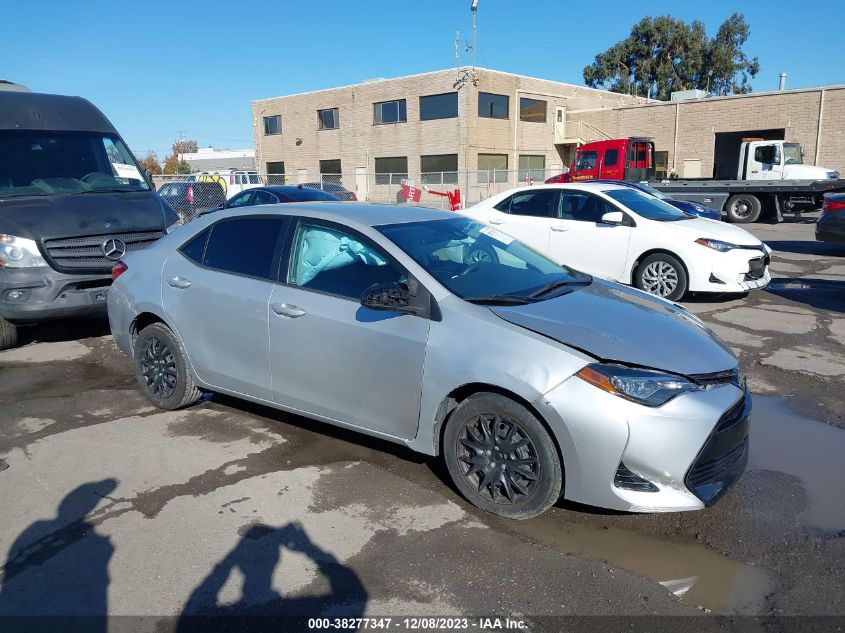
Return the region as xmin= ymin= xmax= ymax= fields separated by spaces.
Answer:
xmin=134 ymin=322 xmax=201 ymax=410
xmin=443 ymin=393 xmax=562 ymax=519
xmin=635 ymin=253 xmax=688 ymax=301
xmin=0 ymin=316 xmax=19 ymax=351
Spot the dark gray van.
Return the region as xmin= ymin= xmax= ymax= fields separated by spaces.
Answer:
xmin=0 ymin=89 xmax=178 ymax=349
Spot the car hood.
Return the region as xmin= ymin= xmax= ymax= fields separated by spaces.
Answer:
xmin=655 ymin=215 xmax=762 ymax=246
xmin=0 ymin=191 xmax=171 ymax=240
xmin=665 ymin=199 xmax=721 ymax=220
xmin=490 ymin=280 xmax=736 ymax=376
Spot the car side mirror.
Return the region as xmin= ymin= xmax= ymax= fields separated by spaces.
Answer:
xmin=217 ymin=202 xmax=226 ymax=210
xmin=361 ymin=281 xmax=413 ymax=312
xmin=601 ymin=211 xmax=624 ymax=225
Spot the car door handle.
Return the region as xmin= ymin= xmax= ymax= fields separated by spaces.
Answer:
xmin=750 ymin=170 xmax=759 ymax=174
xmin=551 ymin=225 xmax=569 ymax=232
xmin=488 ymin=219 xmax=504 ymax=225
xmin=167 ymin=276 xmax=192 ymax=289
xmin=271 ymin=303 xmax=306 ymax=318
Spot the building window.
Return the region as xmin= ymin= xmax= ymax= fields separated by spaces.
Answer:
xmin=519 ymin=97 xmax=547 ymax=123
xmin=263 ymin=115 xmax=281 ymax=135
xmin=374 ymin=99 xmax=407 ymax=125
xmin=320 ymin=159 xmax=342 ymax=184
xmin=518 ymin=155 xmax=546 ymax=183
xmin=421 ymin=154 xmax=458 ymax=185
xmin=375 ymin=156 xmax=408 ymax=184
xmin=478 ymin=92 xmax=509 ymax=119
xmin=318 ymin=108 xmax=339 ymax=130
xmin=266 ymin=161 xmax=285 ymax=184
xmin=478 ymin=153 xmax=508 ymax=183
xmin=419 ymin=92 xmax=458 ymax=121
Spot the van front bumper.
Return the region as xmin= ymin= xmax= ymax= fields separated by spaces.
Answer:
xmin=0 ymin=267 xmax=111 ymax=324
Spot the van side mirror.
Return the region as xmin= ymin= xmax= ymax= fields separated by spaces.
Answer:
xmin=361 ymin=281 xmax=411 ymax=312
xmin=143 ymin=168 xmax=153 ymax=187
xmin=601 ymin=211 xmax=624 ymax=225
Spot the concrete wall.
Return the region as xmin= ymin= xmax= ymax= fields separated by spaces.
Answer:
xmin=569 ymin=86 xmax=845 ymax=177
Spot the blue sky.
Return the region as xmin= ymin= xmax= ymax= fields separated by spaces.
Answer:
xmin=3 ymin=1 xmax=843 ymax=159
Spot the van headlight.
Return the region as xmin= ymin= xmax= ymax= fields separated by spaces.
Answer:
xmin=576 ymin=363 xmax=703 ymax=407
xmin=0 ymin=234 xmax=48 ymax=269
xmin=695 ymin=238 xmax=738 ymax=252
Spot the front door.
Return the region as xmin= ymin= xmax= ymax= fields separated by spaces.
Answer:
xmin=747 ymin=143 xmax=784 ymax=180
xmin=269 ymin=219 xmax=428 ymax=439
xmin=161 ymin=216 xmax=287 ymax=400
xmin=548 ymin=191 xmax=632 ymax=281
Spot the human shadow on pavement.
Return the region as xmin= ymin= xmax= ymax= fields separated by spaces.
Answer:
xmin=0 ymin=479 xmax=117 ymax=633
xmin=765 ymin=277 xmax=845 ymax=314
xmin=177 ymin=522 xmax=367 ymax=633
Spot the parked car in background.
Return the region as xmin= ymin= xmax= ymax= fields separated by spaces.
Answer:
xmin=158 ymin=181 xmax=225 ymax=222
xmin=108 ymin=202 xmax=748 ymax=518
xmin=464 ymin=182 xmax=771 ymax=301
xmin=816 ymin=193 xmax=845 ymax=243
xmin=222 ymin=185 xmax=340 ymax=210
xmin=587 ymin=180 xmax=722 ymax=220
xmin=300 ymin=181 xmax=358 ymax=201
xmin=0 ymin=88 xmax=178 ymax=350
xmin=188 ymin=169 xmax=263 ymax=199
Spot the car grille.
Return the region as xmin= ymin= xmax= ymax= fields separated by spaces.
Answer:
xmin=688 ymin=368 xmax=742 ymax=389
xmin=41 ymin=231 xmax=163 ymax=273
xmin=684 ymin=393 xmax=750 ymax=505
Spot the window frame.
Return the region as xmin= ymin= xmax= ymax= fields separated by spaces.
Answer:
xmin=373 ymin=99 xmax=408 ymax=125
xmin=477 ymin=153 xmax=509 ymax=183
xmin=317 ymin=107 xmax=339 ymax=130
xmin=374 ymin=156 xmax=408 ymax=185
xmin=419 ymin=92 xmax=459 ymax=121
xmin=519 ymin=97 xmax=547 ymax=123
xmin=420 ymin=154 xmax=458 ymax=185
xmin=280 ymin=216 xmax=411 ymax=303
xmin=263 ymin=115 xmax=281 ymax=136
xmin=178 ymin=215 xmax=290 ymax=283
xmin=477 ymin=92 xmax=509 ymax=120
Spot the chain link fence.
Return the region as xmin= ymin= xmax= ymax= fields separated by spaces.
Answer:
xmin=151 ymin=168 xmax=567 ymax=221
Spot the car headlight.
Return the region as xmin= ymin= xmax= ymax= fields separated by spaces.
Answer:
xmin=576 ymin=363 xmax=703 ymax=407
xmin=0 ymin=234 xmax=48 ymax=269
xmin=695 ymin=238 xmax=738 ymax=252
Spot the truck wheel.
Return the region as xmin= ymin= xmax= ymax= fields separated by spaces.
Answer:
xmin=0 ymin=316 xmax=19 ymax=351
xmin=725 ymin=194 xmax=761 ymax=223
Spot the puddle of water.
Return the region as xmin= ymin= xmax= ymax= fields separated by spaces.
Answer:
xmin=748 ymin=395 xmax=845 ymax=535
xmin=509 ymin=516 xmax=774 ymax=614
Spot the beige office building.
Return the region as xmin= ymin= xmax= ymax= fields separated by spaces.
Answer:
xmin=251 ymin=67 xmax=647 ymax=202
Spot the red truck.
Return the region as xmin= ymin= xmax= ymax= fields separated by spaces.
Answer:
xmin=547 ymin=137 xmax=845 ymax=223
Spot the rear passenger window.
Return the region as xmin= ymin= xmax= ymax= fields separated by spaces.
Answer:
xmin=180 ymin=228 xmax=210 ymax=265
xmin=507 ymin=189 xmax=559 ymax=218
xmin=204 ymin=218 xmax=285 ymax=280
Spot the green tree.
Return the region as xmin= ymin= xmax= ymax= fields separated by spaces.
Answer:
xmin=583 ymin=13 xmax=759 ymax=100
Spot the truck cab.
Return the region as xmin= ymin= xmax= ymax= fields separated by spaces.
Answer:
xmin=0 ymin=90 xmax=179 ymax=349
xmin=739 ymin=140 xmax=839 ymax=181
xmin=564 ymin=138 xmax=656 ymax=183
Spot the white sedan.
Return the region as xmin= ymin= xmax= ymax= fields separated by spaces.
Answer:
xmin=463 ymin=182 xmax=771 ymax=300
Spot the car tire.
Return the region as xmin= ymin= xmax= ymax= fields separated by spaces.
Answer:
xmin=0 ymin=316 xmax=19 ymax=351
xmin=134 ymin=322 xmax=201 ymax=410
xmin=464 ymin=243 xmax=499 ymax=265
xmin=725 ymin=194 xmax=761 ymax=223
xmin=635 ymin=253 xmax=688 ymax=301
xmin=443 ymin=393 xmax=562 ymax=519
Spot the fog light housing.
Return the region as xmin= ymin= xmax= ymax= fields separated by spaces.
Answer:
xmin=614 ymin=462 xmax=658 ymax=492
xmin=4 ymin=289 xmax=29 ymax=302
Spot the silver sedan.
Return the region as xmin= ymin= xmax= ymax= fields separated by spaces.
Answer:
xmin=107 ymin=203 xmax=749 ymax=518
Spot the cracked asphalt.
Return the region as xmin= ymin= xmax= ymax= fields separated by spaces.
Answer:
xmin=0 ymin=214 xmax=843 ymax=631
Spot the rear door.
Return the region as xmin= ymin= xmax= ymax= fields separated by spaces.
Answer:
xmin=161 ymin=216 xmax=288 ymax=399
xmin=548 ymin=191 xmax=632 ymax=280
xmin=480 ymin=188 xmax=559 ymax=255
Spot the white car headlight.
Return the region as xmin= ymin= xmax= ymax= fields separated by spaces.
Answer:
xmin=576 ymin=363 xmax=704 ymax=407
xmin=694 ymin=238 xmax=738 ymax=252
xmin=0 ymin=234 xmax=48 ymax=269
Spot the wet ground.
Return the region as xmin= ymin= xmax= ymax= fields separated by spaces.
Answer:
xmin=0 ymin=215 xmax=843 ymax=630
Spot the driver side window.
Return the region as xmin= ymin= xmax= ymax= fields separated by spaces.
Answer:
xmin=560 ymin=192 xmax=614 ymax=223
xmin=288 ymin=222 xmax=405 ymax=300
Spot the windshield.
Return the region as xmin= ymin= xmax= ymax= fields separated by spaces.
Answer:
xmin=0 ymin=130 xmax=150 ymax=198
xmin=378 ymin=216 xmax=590 ymax=303
xmin=604 ymin=189 xmax=691 ymax=221
xmin=628 ymin=182 xmax=670 ymax=200
xmin=783 ymin=143 xmax=803 ymax=165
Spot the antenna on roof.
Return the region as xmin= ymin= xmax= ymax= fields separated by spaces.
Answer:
xmin=453 ymin=1 xmax=479 ymax=90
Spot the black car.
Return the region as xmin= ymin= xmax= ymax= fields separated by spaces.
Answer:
xmin=816 ymin=193 xmax=845 ymax=243
xmin=299 ymin=181 xmax=357 ymax=201
xmin=158 ymin=181 xmax=226 ymax=222
xmin=222 ymin=185 xmax=340 ymax=209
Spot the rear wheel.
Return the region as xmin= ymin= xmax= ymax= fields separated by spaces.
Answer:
xmin=0 ymin=316 xmax=19 ymax=351
xmin=134 ymin=323 xmax=201 ymax=410
xmin=725 ymin=194 xmax=761 ymax=223
xmin=443 ymin=393 xmax=562 ymax=519
xmin=635 ymin=253 xmax=688 ymax=301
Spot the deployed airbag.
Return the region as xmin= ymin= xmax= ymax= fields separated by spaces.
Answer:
xmin=295 ymin=226 xmax=388 ymax=285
